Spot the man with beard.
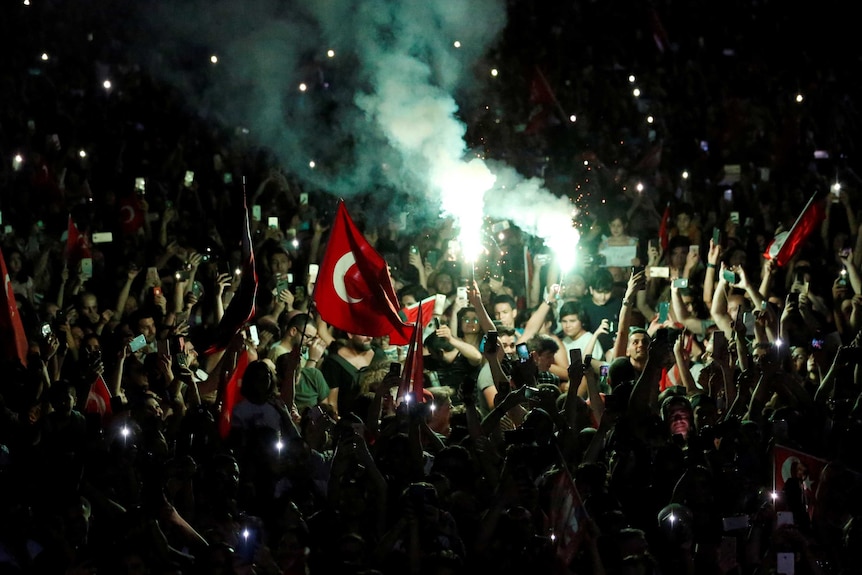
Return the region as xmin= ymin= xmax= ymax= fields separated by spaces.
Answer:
xmin=607 ymin=327 xmax=651 ymax=404
xmin=321 ymin=333 xmax=388 ymax=419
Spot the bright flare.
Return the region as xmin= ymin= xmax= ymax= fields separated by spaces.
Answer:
xmin=299 ymin=83 xmax=307 ymax=92
xmin=210 ymin=54 xmax=218 ymax=64
xmin=327 ymin=49 xmax=335 ymax=58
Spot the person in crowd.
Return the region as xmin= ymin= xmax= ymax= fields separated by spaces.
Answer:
xmin=2 ymin=4 xmax=862 ymax=574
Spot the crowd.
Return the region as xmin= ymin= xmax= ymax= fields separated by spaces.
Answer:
xmin=4 ymin=1 xmax=862 ymax=575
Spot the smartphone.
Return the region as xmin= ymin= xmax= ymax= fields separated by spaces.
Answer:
xmin=516 ymin=343 xmax=530 ymax=362
xmin=80 ymin=258 xmax=93 ymax=279
xmin=308 ymin=263 xmax=319 ymax=283
xmin=252 ymin=205 xmax=262 ymax=221
xmin=191 ymin=281 xmax=204 ymax=298
xmin=153 ymin=286 xmax=162 ymax=298
xmin=722 ymin=269 xmax=739 ymax=284
xmin=135 ymin=177 xmax=146 ymax=195
xmin=299 ymin=192 xmax=309 ymax=205
xmin=658 ymin=301 xmax=670 ymax=323
xmin=426 ymin=249 xmax=439 ymax=268
xmin=223 ymin=173 xmax=233 ymax=184
xmin=688 ymin=245 xmax=700 ymax=256
xmin=712 ymin=226 xmax=721 ymax=246
xmin=600 ymin=364 xmax=609 ymax=378
xmin=388 ymin=362 xmax=401 ymax=378
xmin=722 ymin=515 xmax=750 ymax=531
xmin=183 ymin=170 xmax=194 ymax=187
xmin=457 ymin=286 xmax=468 ymax=300
xmin=92 ymin=232 xmax=113 ymax=243
xmin=268 ymin=216 xmax=279 ymax=230
xmin=40 ymin=322 xmax=52 ymax=338
xmin=730 ymin=211 xmax=740 ymax=224
xmin=743 ymin=312 xmax=756 ymax=335
xmin=129 ymin=334 xmax=148 ymax=353
xmin=712 ymin=330 xmax=727 ymax=355
xmin=176 ymin=352 xmax=189 ymax=369
xmin=248 ymin=325 xmax=260 ymax=346
xmin=485 ymin=331 xmax=499 ymax=354
xmin=569 ymin=347 xmax=582 ymax=366
xmin=649 ymin=266 xmax=670 ymax=278
xmin=157 ymin=339 xmax=170 ymax=357
xmin=276 ymin=274 xmax=291 ymax=294
xmin=672 ymin=278 xmax=689 ymax=289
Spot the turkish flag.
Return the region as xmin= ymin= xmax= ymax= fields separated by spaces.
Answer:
xmin=401 ymin=295 xmax=436 ymax=326
xmin=84 ymin=375 xmax=113 ymax=423
xmin=65 ymin=214 xmax=92 ymax=265
xmin=314 ymin=200 xmax=412 ymax=345
xmin=658 ymin=202 xmax=671 ymax=251
xmin=765 ymin=192 xmax=826 ymax=267
xmin=203 ymin=190 xmax=258 ymax=355
xmin=398 ymin=304 xmax=425 ymax=403
xmin=219 ymin=349 xmax=250 ymax=439
xmin=0 ymin=246 xmax=28 ymax=367
xmin=546 ymin=468 xmax=588 ymax=569
xmin=118 ymin=193 xmax=146 ymax=236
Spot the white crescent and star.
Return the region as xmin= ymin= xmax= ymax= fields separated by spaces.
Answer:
xmin=120 ymin=205 xmax=135 ymax=224
xmin=333 ymin=252 xmax=363 ymax=304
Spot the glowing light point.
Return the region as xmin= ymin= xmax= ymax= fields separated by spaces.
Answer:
xmin=41 ymin=52 xmax=49 ymax=61
xmin=632 ymin=88 xmax=641 ymax=98
xmin=12 ymin=154 xmax=23 ymax=171
xmin=79 ymin=149 xmax=87 ymax=159
xmin=243 ymin=529 xmax=250 ymax=540
xmin=569 ymin=114 xmax=577 ymax=123
xmin=775 ymin=339 xmax=783 ymax=348
xmin=628 ymin=74 xmax=636 ymax=83
xmin=102 ymin=80 xmax=112 ymax=90
xmin=550 ymin=532 xmax=556 ymax=542
xmin=24 ymin=0 xmax=30 ymax=5
xmin=210 ymin=54 xmax=218 ymax=64
xmin=299 ymin=83 xmax=307 ymax=92
xmin=669 ymin=513 xmax=676 ymax=525
xmin=276 ymin=439 xmax=284 ymax=451
xmin=292 ymin=238 xmax=299 ymax=249
xmin=832 ymin=182 xmax=841 ymax=193
xmin=453 ymin=40 xmax=461 ymax=48
xmin=771 ymin=491 xmax=779 ymax=502
xmin=327 ymin=49 xmax=335 ymax=58
xmin=647 ymin=115 xmax=655 ymax=124
xmin=490 ymin=68 xmax=499 ymax=77
xmin=795 ymin=93 xmax=804 ymax=103
xmin=636 ymin=182 xmax=645 ymax=193
xmin=309 ymin=160 xmax=316 ymax=169
xmin=121 ymin=426 xmax=130 ymax=438
xmin=682 ymin=171 xmax=689 ymax=179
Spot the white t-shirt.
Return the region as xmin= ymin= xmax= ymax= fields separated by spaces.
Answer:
xmin=562 ymin=331 xmax=603 ymax=360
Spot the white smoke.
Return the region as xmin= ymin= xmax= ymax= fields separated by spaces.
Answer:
xmin=135 ymin=0 xmax=577 ymax=263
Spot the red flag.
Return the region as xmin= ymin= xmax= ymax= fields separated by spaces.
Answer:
xmin=118 ymin=193 xmax=146 ymax=236
xmin=219 ymin=349 xmax=250 ymax=439
xmin=401 ymin=295 xmax=436 ymax=326
xmin=84 ymin=375 xmax=113 ymax=422
xmin=314 ymin=200 xmax=412 ymax=345
xmin=65 ymin=214 xmax=92 ymax=265
xmin=546 ymin=468 xmax=588 ymax=569
xmin=203 ymin=189 xmax=258 ymax=355
xmin=765 ymin=193 xmax=826 ymax=268
xmin=399 ymin=304 xmax=425 ymax=402
xmin=658 ymin=202 xmax=671 ymax=251
xmin=0 ymin=246 xmax=28 ymax=367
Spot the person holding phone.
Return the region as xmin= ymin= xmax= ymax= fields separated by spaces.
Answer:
xmin=556 ymin=301 xmax=606 ymax=372
xmin=268 ymin=313 xmax=330 ymax=416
